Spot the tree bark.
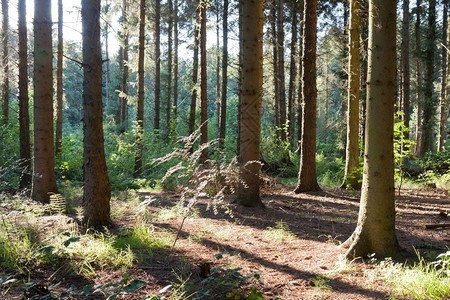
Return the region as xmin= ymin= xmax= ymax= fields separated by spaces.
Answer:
xmin=439 ymin=0 xmax=449 ymax=151
xmin=188 ymin=6 xmax=200 ymax=137
xmin=55 ymin=0 xmax=63 ymax=156
xmin=297 ymin=0 xmax=304 ymax=146
xmin=199 ymin=0 xmax=208 ymax=164
xmin=134 ymin=0 xmax=145 ymax=178
xmin=154 ymin=0 xmax=161 ymax=134
xmin=166 ymin=0 xmax=173 ymax=140
xmin=31 ymin=0 xmax=58 ymax=204
xmin=2 ymin=0 xmax=9 ymax=125
xmin=277 ymin=0 xmax=287 ymax=142
xmin=420 ymin=0 xmax=436 ymax=155
xmin=236 ymin=0 xmax=264 ymax=207
xmin=270 ymin=4 xmax=280 ymax=131
xmin=18 ymin=0 xmax=31 ymax=188
xmin=104 ymin=0 xmax=110 ymax=106
xmin=342 ymin=0 xmax=399 ymax=259
xmin=287 ymin=2 xmax=298 ymax=146
xmin=82 ymin=0 xmax=111 ymax=227
xmin=294 ymin=0 xmax=321 ymax=193
xmin=173 ymin=0 xmax=179 ymax=137
xmin=415 ymin=0 xmax=423 ymax=156
xmin=219 ymin=0 xmax=228 ymax=151
xmin=341 ymin=0 xmax=361 ymax=190
xmin=215 ymin=1 xmax=221 ymax=140
xmin=401 ymin=0 xmax=410 ymax=143
xmin=119 ymin=0 xmax=128 ymax=134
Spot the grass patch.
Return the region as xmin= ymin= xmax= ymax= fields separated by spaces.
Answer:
xmin=154 ymin=203 xmax=201 ymax=222
xmin=309 ymin=274 xmax=332 ymax=298
xmin=263 ymin=220 xmax=296 ymax=242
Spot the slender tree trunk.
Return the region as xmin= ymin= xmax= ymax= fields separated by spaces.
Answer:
xmin=55 ymin=0 xmax=63 ymax=156
xmin=215 ymin=1 xmax=221 ymax=139
xmin=359 ymin=0 xmax=368 ymax=144
xmin=401 ymin=0 xmax=411 ymax=144
xmin=342 ymin=0 xmax=399 ymax=259
xmin=340 ymin=0 xmax=349 ymax=155
xmin=189 ymin=6 xmax=200 ymax=137
xmin=277 ymin=0 xmax=287 ymax=142
xmin=105 ymin=0 xmax=110 ymax=106
xmin=323 ymin=61 xmax=329 ymax=142
xmin=134 ymin=0 xmax=145 ymax=178
xmin=237 ymin=0 xmax=242 ymax=159
xmin=219 ymin=0 xmax=228 ymax=150
xmin=439 ymin=0 xmax=449 ymax=151
xmin=173 ymin=0 xmax=179 ymax=137
xmin=82 ymin=0 xmax=111 ymax=227
xmin=119 ymin=0 xmax=128 ymax=134
xmin=415 ymin=0 xmax=423 ymax=155
xmin=2 ymin=0 xmax=9 ymax=125
xmin=341 ymin=0 xmax=361 ymax=190
xmin=18 ymin=0 xmax=31 ymax=188
xmin=297 ymin=0 xmax=304 ymax=147
xmin=237 ymin=0 xmax=264 ymax=207
xmin=199 ymin=0 xmax=208 ymax=164
xmin=287 ymin=2 xmax=298 ymax=146
xmin=32 ymin=0 xmax=58 ymax=203
xmin=420 ymin=0 xmax=436 ymax=155
xmin=154 ymin=0 xmax=161 ymax=133
xmin=294 ymin=0 xmax=321 ymax=193
xmin=270 ymin=4 xmax=280 ymax=131
xmin=166 ymin=0 xmax=173 ymax=140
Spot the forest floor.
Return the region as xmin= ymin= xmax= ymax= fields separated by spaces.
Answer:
xmin=1 ymin=184 xmax=449 ymax=299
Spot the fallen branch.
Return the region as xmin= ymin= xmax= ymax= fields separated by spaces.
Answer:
xmin=424 ymin=223 xmax=450 ymax=229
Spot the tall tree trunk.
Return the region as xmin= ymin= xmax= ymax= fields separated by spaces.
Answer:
xmin=166 ymin=0 xmax=173 ymax=140
xmin=2 ymin=0 xmax=9 ymax=125
xmin=134 ymin=0 xmax=145 ymax=178
xmin=341 ymin=0 xmax=361 ymax=190
xmin=173 ymin=0 xmax=179 ymax=137
xmin=219 ymin=0 xmax=228 ymax=150
xmin=237 ymin=0 xmax=243 ymax=159
xmin=270 ymin=4 xmax=280 ymax=131
xmin=277 ymin=0 xmax=287 ymax=142
xmin=18 ymin=0 xmax=31 ymax=188
xmin=294 ymin=0 xmax=321 ymax=193
xmin=119 ymin=0 xmax=128 ymax=134
xmin=236 ymin=0 xmax=264 ymax=207
xmin=342 ymin=0 xmax=399 ymax=259
xmin=439 ymin=0 xmax=449 ymax=151
xmin=188 ymin=6 xmax=200 ymax=137
xmin=154 ymin=0 xmax=161 ymax=133
xmin=199 ymin=0 xmax=208 ymax=164
xmin=82 ymin=0 xmax=111 ymax=227
xmin=340 ymin=0 xmax=349 ymax=155
xmin=401 ymin=0 xmax=411 ymax=144
xmin=32 ymin=0 xmax=58 ymax=203
xmin=359 ymin=0 xmax=368 ymax=144
xmin=55 ymin=0 xmax=63 ymax=156
xmin=420 ymin=0 xmax=436 ymax=155
xmin=287 ymin=2 xmax=298 ymax=146
xmin=415 ymin=0 xmax=423 ymax=155
xmin=215 ymin=1 xmax=221 ymax=139
xmin=297 ymin=0 xmax=304 ymax=147
xmin=104 ymin=0 xmax=110 ymax=106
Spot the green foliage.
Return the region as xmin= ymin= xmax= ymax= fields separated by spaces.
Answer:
xmin=316 ymin=152 xmax=344 ymax=187
xmin=393 ymin=112 xmax=416 ymax=193
xmin=55 ymin=130 xmax=84 ymax=181
xmin=417 ymin=150 xmax=450 ymax=175
xmin=264 ymin=220 xmax=296 ymax=242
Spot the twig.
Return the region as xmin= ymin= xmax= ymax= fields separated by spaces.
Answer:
xmin=424 ymin=223 xmax=450 ymax=229
xmin=63 ymin=54 xmax=83 ymax=66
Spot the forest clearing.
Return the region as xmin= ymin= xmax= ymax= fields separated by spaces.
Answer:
xmin=0 ymin=183 xmax=449 ymax=299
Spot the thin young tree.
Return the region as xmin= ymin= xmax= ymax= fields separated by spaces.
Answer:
xmin=341 ymin=0 xmax=361 ymax=190
xmin=199 ymin=0 xmax=208 ymax=164
xmin=134 ymin=0 xmax=146 ymax=177
xmin=188 ymin=6 xmax=200 ymax=137
xmin=415 ymin=0 xmax=423 ymax=155
xmin=401 ymin=0 xmax=410 ymax=143
xmin=287 ymin=1 xmax=298 ymax=145
xmin=154 ymin=0 xmax=161 ymax=133
xmin=294 ymin=0 xmax=321 ymax=193
xmin=104 ymin=0 xmax=110 ymax=106
xmin=218 ymin=0 xmax=228 ymax=150
xmin=82 ymin=0 xmax=111 ymax=227
xmin=166 ymin=0 xmax=173 ymax=140
xmin=18 ymin=0 xmax=31 ymax=188
xmin=236 ymin=0 xmax=264 ymax=207
xmin=2 ymin=0 xmax=9 ymax=125
xmin=439 ymin=0 xmax=449 ymax=151
xmin=277 ymin=0 xmax=287 ymax=142
xmin=119 ymin=0 xmax=129 ymax=134
xmin=55 ymin=0 xmax=63 ymax=155
xmin=173 ymin=0 xmax=179 ymax=136
xmin=215 ymin=0 xmax=220 ymax=137
xmin=420 ymin=0 xmax=436 ymax=155
xmin=270 ymin=3 xmax=280 ymax=131
xmin=342 ymin=0 xmax=399 ymax=258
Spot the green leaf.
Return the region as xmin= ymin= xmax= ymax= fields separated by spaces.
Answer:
xmin=63 ymin=237 xmax=80 ymax=247
xmin=123 ymin=279 xmax=147 ymax=293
